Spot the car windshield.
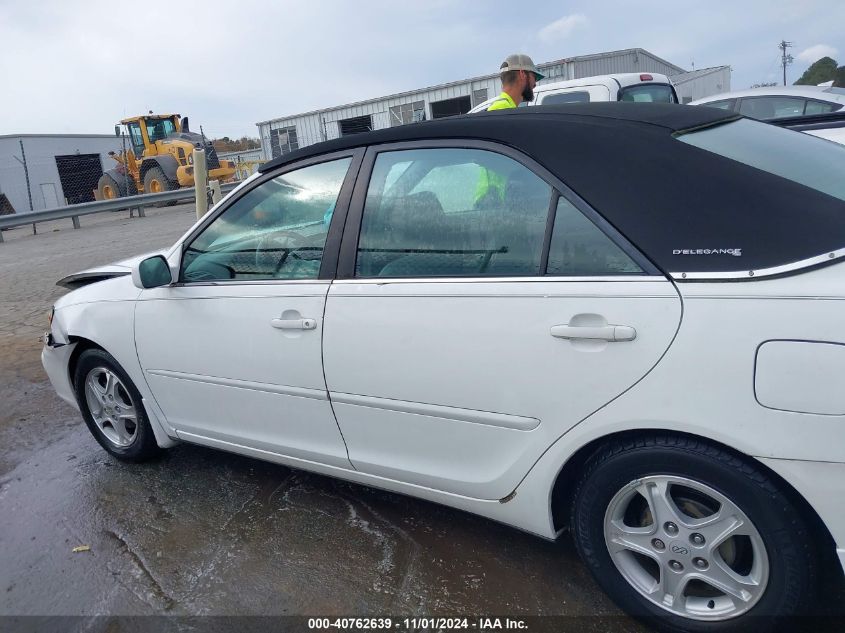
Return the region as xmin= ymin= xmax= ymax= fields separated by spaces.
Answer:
xmin=677 ymin=118 xmax=845 ymax=202
xmin=620 ymin=84 xmax=677 ymax=103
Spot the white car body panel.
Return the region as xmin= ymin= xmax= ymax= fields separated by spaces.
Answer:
xmin=755 ymin=457 xmax=845 ymax=571
xmin=134 ymin=282 xmax=351 ymax=467
xmin=805 ymin=127 xmax=845 ymax=145
xmin=323 ymin=278 xmax=681 ymax=499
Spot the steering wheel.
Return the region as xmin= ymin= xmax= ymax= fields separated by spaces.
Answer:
xmin=255 ymin=230 xmax=305 ymax=276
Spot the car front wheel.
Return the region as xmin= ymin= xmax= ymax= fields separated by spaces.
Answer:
xmin=73 ymin=348 xmax=160 ymax=462
xmin=570 ymin=435 xmax=816 ymax=633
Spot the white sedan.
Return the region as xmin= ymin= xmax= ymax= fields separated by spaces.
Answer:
xmin=43 ymin=103 xmax=845 ymax=632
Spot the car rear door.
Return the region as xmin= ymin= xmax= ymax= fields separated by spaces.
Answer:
xmin=322 ymin=141 xmax=682 ymax=499
xmin=134 ymin=150 xmax=362 ymax=467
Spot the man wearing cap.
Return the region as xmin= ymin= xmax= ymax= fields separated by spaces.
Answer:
xmin=487 ymin=54 xmax=544 ymax=111
xmin=475 ymin=54 xmax=544 ymax=206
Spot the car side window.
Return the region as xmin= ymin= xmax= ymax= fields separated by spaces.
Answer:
xmin=180 ymin=158 xmax=351 ymax=282
xmin=804 ymin=100 xmax=839 ymax=115
xmin=546 ymin=197 xmax=643 ymax=276
xmin=541 ymin=91 xmax=591 ymax=105
xmin=738 ymin=97 xmax=805 ymax=120
xmin=356 ymin=148 xmax=552 ymax=277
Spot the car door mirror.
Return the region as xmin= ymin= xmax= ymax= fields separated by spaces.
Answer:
xmin=131 ymin=255 xmax=173 ymax=289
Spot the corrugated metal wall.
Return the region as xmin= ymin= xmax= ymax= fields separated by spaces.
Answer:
xmin=0 ymin=135 xmax=123 ymax=213
xmin=574 ymin=50 xmax=683 ymax=79
xmin=673 ymin=68 xmax=732 ymax=103
xmin=259 ymin=75 xmax=508 ymax=158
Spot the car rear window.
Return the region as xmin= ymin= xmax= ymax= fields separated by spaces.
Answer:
xmin=677 ymin=118 xmax=845 ymax=203
xmin=620 ymin=84 xmax=677 ymax=103
xmin=541 ymin=91 xmax=591 ymax=105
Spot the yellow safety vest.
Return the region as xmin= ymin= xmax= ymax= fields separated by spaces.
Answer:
xmin=474 ymin=93 xmax=516 ymax=204
xmin=486 ymin=92 xmax=517 ymax=111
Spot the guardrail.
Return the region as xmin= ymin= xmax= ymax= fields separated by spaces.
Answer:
xmin=0 ymin=182 xmax=240 ymax=243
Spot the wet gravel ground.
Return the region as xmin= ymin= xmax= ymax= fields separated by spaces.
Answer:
xmin=0 ymin=208 xmax=644 ymax=632
xmin=0 ymin=208 xmax=842 ymax=633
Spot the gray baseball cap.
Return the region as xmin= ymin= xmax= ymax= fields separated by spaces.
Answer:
xmin=500 ymin=54 xmax=544 ymax=80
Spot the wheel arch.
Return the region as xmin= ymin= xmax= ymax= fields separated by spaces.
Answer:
xmin=67 ymin=335 xmax=105 ymax=387
xmin=549 ymin=428 xmax=840 ymax=585
xmin=65 ymin=334 xmax=178 ymax=449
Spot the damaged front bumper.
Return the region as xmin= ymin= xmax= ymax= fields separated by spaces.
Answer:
xmin=41 ymin=332 xmax=79 ymax=411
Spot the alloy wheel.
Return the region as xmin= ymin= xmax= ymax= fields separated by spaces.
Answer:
xmin=83 ymin=367 xmax=139 ymax=447
xmin=603 ymin=475 xmax=769 ymax=621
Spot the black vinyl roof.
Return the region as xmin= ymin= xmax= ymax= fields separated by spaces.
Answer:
xmin=261 ymin=103 xmax=845 ymax=274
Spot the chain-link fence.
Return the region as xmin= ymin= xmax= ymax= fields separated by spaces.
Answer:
xmin=0 ymin=117 xmax=263 ymax=218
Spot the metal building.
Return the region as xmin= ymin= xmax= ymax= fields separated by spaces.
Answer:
xmin=670 ymin=66 xmax=732 ymax=103
xmin=0 ymin=134 xmax=124 ymax=214
xmin=257 ymin=48 xmax=730 ymax=159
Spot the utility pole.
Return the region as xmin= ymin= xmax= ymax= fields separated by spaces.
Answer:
xmin=12 ymin=140 xmax=33 ymax=212
xmin=779 ymin=40 xmax=794 ymax=86
xmin=12 ymin=140 xmax=36 ymax=233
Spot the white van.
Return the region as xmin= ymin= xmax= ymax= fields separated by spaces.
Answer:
xmin=469 ymin=72 xmax=679 ymax=112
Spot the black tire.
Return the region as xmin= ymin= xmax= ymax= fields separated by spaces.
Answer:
xmin=73 ymin=348 xmax=160 ymax=462
xmin=143 ymin=165 xmax=176 ymax=195
xmin=570 ymin=435 xmax=816 ymax=633
xmin=97 ymin=173 xmax=123 ymax=200
xmin=98 ymin=172 xmax=137 ymax=199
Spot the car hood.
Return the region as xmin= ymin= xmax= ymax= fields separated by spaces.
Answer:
xmin=56 ymin=250 xmax=166 ymax=290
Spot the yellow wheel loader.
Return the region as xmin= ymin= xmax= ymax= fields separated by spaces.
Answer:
xmin=97 ymin=114 xmax=236 ymax=200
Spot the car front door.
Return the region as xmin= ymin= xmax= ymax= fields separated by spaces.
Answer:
xmin=323 ymin=142 xmax=682 ymax=499
xmin=134 ymin=151 xmax=361 ymax=468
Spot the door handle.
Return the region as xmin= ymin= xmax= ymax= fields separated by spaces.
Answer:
xmin=550 ymin=324 xmax=636 ymax=342
xmin=271 ymin=318 xmax=317 ymax=330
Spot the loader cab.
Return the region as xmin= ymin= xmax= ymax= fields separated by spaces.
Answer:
xmin=144 ymin=116 xmax=179 ymax=143
xmin=121 ymin=115 xmax=181 ymax=158
xmin=125 ymin=120 xmax=146 ymax=159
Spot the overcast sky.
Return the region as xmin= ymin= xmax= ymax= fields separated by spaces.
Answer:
xmin=1 ymin=0 xmax=842 ymax=138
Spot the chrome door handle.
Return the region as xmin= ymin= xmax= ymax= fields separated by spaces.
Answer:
xmin=550 ymin=324 xmax=636 ymax=341
xmin=271 ymin=318 xmax=317 ymax=330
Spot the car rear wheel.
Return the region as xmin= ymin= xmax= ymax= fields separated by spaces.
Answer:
xmin=73 ymin=348 xmax=160 ymax=462
xmin=570 ymin=435 xmax=816 ymax=633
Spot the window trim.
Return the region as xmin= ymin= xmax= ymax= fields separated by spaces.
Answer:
xmin=336 ymin=139 xmax=660 ymax=280
xmin=173 ymin=147 xmax=365 ymax=286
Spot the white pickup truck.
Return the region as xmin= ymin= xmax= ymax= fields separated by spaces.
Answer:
xmin=470 ymin=72 xmax=679 ymax=111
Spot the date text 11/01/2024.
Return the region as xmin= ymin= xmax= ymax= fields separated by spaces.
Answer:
xmin=307 ymin=618 xmax=528 ymax=630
